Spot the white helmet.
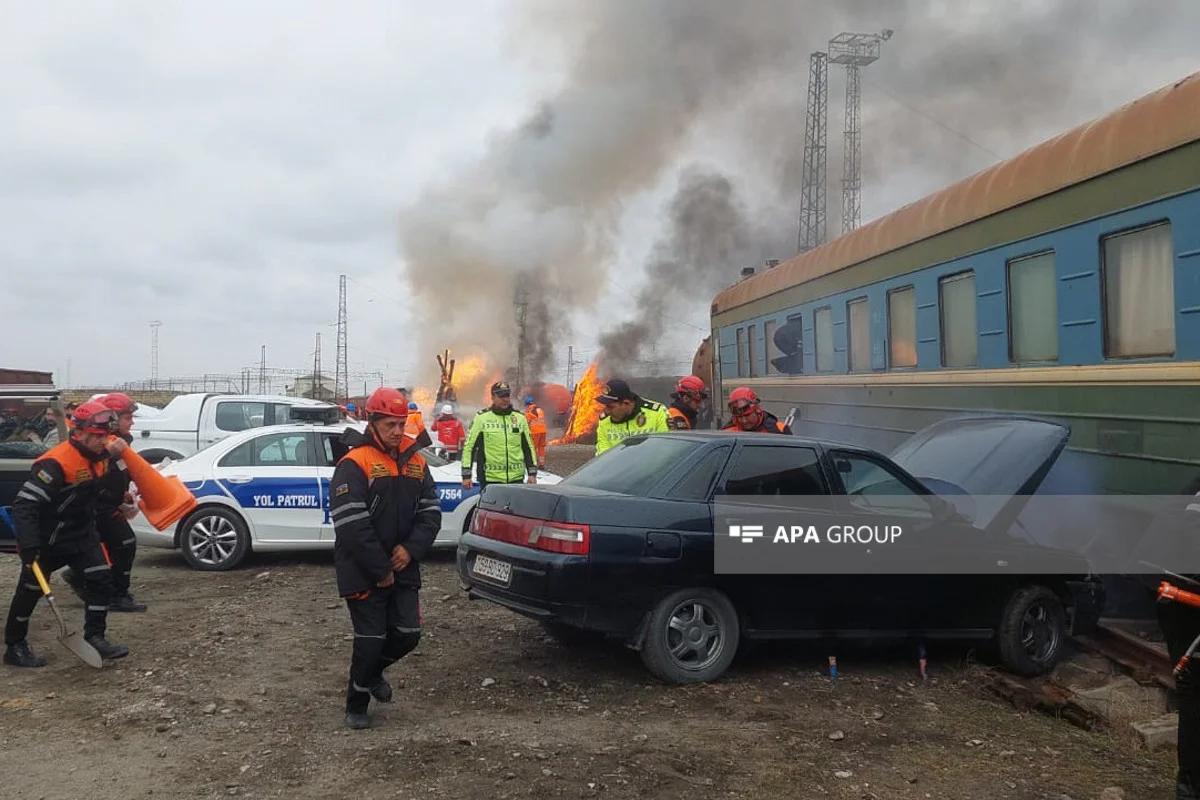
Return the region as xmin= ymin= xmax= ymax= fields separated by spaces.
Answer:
xmin=441 ymin=404 xmax=453 ymax=415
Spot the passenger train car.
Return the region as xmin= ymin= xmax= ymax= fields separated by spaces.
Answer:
xmin=709 ymin=71 xmax=1200 ymax=497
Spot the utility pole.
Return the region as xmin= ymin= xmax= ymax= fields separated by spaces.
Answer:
xmin=312 ymin=332 xmax=322 ymax=400
xmin=258 ymin=346 xmax=267 ymax=394
xmin=829 ymin=29 xmax=892 ymax=234
xmin=335 ymin=274 xmax=348 ymax=405
xmin=513 ymin=275 xmax=530 ymax=391
xmin=149 ymin=321 xmax=162 ymax=390
xmin=566 ymin=345 xmax=582 ymax=390
xmin=797 ymin=51 xmax=829 ymax=253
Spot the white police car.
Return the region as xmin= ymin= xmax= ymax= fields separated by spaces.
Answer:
xmin=130 ymin=412 xmax=561 ymax=571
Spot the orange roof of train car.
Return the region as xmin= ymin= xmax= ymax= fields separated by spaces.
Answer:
xmin=712 ymin=71 xmax=1200 ymax=315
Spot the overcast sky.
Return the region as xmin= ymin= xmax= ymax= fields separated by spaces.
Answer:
xmin=3 ymin=1 xmax=1199 ymax=393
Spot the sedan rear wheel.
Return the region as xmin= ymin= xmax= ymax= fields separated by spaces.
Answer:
xmin=179 ymin=506 xmax=251 ymax=571
xmin=640 ymin=587 xmax=739 ymax=684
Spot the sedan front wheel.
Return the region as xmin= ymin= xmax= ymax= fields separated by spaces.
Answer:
xmin=639 ymin=587 xmax=740 ymax=684
xmin=179 ymin=506 xmax=251 ymax=571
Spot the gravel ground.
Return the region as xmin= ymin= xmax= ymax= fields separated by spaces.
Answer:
xmin=0 ymin=443 xmax=1178 ymax=800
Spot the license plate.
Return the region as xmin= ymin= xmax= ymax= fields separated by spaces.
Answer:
xmin=472 ymin=554 xmax=512 ymax=585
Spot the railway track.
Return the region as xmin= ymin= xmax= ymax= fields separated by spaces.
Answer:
xmin=1075 ymin=618 xmax=1176 ymax=691
xmin=986 ymin=617 xmax=1177 ymax=733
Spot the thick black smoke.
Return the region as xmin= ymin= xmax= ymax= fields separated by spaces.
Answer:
xmin=396 ymin=0 xmax=1200 ymax=398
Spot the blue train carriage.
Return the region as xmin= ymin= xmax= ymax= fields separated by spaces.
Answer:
xmin=709 ymin=70 xmax=1200 ymax=498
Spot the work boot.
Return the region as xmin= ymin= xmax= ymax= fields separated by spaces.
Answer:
xmin=3 ymin=640 xmax=47 ymax=668
xmin=344 ymin=711 xmax=371 ymax=730
xmin=60 ymin=569 xmax=87 ymax=603
xmin=370 ymin=678 xmax=393 ymax=703
xmin=109 ymin=594 xmax=147 ymax=613
xmin=85 ymin=635 xmax=129 ymax=661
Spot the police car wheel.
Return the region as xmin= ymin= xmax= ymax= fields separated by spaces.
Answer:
xmin=639 ymin=587 xmax=739 ymax=685
xmin=995 ymin=585 xmax=1067 ymax=677
xmin=179 ymin=506 xmax=251 ymax=571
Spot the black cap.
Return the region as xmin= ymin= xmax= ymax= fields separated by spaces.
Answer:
xmin=596 ymin=379 xmax=635 ymax=403
xmin=491 ymin=381 xmax=511 ymax=396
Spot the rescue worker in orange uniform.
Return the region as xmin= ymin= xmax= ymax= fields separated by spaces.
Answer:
xmin=406 ymin=402 xmax=424 ymax=431
xmin=666 ymin=376 xmax=708 ymax=430
xmin=723 ymin=387 xmax=792 ymax=435
xmin=4 ymin=402 xmax=131 ymax=667
xmin=523 ymin=396 xmax=548 ymax=469
xmin=62 ymin=393 xmax=146 ymax=612
xmin=330 ymin=387 xmax=441 ymax=730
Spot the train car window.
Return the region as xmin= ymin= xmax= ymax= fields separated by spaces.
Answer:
xmin=764 ymin=320 xmax=780 ymax=375
xmin=736 ymin=327 xmax=747 ymax=377
xmin=847 ymin=297 xmax=870 ymax=372
xmin=747 ymin=323 xmax=758 ymax=377
xmin=939 ymin=271 xmax=978 ymax=368
xmin=1101 ymin=221 xmax=1175 ymax=358
xmin=1007 ymin=251 xmax=1058 ymax=362
xmin=887 ymin=286 xmax=917 ymax=368
xmin=814 ymin=307 xmax=834 ymax=372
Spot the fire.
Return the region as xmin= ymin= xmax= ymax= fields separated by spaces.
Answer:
xmin=481 ymin=373 xmax=504 ymax=407
xmin=410 ymin=387 xmax=436 ymax=410
xmin=551 ymin=361 xmax=604 ymax=445
xmin=453 ymin=354 xmax=487 ymax=387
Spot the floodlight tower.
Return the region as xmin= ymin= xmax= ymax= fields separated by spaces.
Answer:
xmin=829 ymin=29 xmax=893 ymax=234
xmin=797 ymin=51 xmax=829 ymax=254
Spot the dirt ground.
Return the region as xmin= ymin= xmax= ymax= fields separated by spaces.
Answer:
xmin=0 ymin=445 xmax=1180 ymax=800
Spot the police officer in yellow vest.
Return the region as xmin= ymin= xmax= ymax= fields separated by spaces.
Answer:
xmin=594 ymin=379 xmax=670 ymax=456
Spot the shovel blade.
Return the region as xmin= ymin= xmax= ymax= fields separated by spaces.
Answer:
xmin=60 ymin=631 xmax=104 ymax=669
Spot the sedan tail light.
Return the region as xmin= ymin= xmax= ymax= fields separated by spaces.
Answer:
xmin=471 ymin=509 xmax=590 ymax=556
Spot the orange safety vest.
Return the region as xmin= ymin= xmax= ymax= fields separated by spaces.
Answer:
xmin=38 ymin=440 xmax=108 ymax=484
xmin=667 ymin=407 xmax=691 ymax=429
xmin=337 ymin=441 xmax=427 ymax=483
xmin=525 ymin=405 xmax=547 ymax=435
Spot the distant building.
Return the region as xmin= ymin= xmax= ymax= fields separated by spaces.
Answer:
xmin=0 ymin=368 xmax=53 ymax=385
xmin=288 ymin=373 xmax=336 ymax=401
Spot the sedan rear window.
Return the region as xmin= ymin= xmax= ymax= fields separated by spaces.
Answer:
xmin=560 ymin=436 xmax=703 ymax=496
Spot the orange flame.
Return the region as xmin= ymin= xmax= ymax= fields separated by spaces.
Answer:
xmin=411 ymin=387 xmax=436 ymax=410
xmin=480 ymin=373 xmax=504 ymax=407
xmin=551 ymin=361 xmax=604 ymax=444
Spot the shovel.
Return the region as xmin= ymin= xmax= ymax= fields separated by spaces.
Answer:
xmin=29 ymin=560 xmax=103 ymax=668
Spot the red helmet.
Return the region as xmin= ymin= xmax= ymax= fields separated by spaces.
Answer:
xmin=728 ymin=386 xmax=760 ymax=414
xmin=675 ymin=375 xmax=708 ymax=400
xmin=100 ymin=392 xmax=136 ymax=415
xmin=71 ymin=401 xmax=118 ymax=434
xmin=364 ymin=387 xmax=409 ymax=418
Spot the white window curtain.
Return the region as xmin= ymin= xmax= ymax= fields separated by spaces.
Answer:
xmin=940 ymin=272 xmax=977 ymax=367
xmin=888 ymin=287 xmax=917 ymax=367
xmin=1008 ymin=252 xmax=1058 ymax=362
xmin=815 ymin=308 xmax=834 ymax=372
xmin=1104 ymin=223 xmax=1174 ymax=357
xmin=848 ymin=298 xmax=871 ymax=371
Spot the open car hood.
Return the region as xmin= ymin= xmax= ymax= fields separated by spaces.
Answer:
xmin=889 ymin=415 xmax=1070 ymax=532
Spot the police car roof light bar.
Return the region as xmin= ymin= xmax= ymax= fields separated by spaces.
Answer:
xmin=290 ymin=405 xmax=341 ymax=424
